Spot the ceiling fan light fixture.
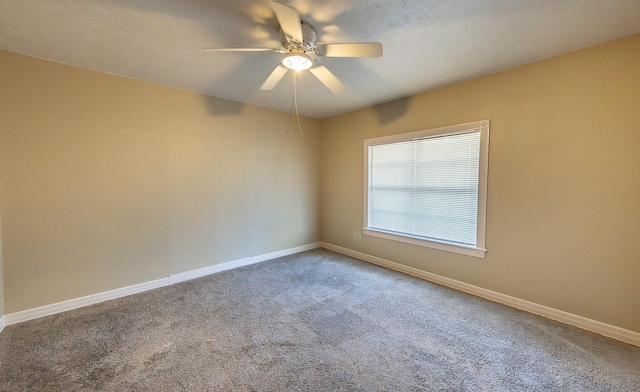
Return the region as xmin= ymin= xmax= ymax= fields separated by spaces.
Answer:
xmin=281 ymin=52 xmax=312 ymax=71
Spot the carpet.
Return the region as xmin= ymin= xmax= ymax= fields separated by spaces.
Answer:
xmin=1 ymin=249 xmax=639 ymax=391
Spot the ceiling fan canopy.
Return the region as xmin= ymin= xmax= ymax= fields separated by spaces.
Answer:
xmin=203 ymin=1 xmax=383 ymax=94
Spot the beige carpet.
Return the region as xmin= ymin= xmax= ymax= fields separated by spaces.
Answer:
xmin=1 ymin=249 xmax=639 ymax=391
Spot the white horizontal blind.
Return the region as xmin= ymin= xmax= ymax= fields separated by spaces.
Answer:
xmin=368 ymin=130 xmax=481 ymax=246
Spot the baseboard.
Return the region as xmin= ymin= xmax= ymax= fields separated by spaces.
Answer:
xmin=321 ymin=242 xmax=640 ymax=347
xmin=9 ymin=241 xmax=635 ymax=347
xmin=4 ymin=277 xmax=171 ymax=326
xmin=169 ymin=242 xmax=321 ymax=284
xmin=3 ymin=242 xmax=322 ymax=327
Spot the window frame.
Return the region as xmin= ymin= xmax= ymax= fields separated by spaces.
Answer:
xmin=363 ymin=120 xmax=490 ymax=258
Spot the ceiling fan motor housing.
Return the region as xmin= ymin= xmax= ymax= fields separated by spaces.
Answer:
xmin=280 ymin=21 xmax=317 ymax=52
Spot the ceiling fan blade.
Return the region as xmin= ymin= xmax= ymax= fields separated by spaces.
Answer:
xmin=308 ymin=65 xmax=346 ymax=94
xmin=270 ymin=1 xmax=303 ymax=43
xmin=316 ymin=43 xmax=383 ymax=57
xmin=203 ymin=47 xmax=280 ymax=52
xmin=260 ymin=65 xmax=289 ymax=90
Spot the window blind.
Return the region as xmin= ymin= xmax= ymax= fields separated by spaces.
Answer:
xmin=368 ymin=130 xmax=481 ymax=246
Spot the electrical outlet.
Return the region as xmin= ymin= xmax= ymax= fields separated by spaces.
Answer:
xmin=357 ymin=233 xmax=362 ymax=240
xmin=353 ymin=232 xmax=358 ymax=239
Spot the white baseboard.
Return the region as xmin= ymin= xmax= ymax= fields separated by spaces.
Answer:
xmin=321 ymin=242 xmax=640 ymax=347
xmin=169 ymin=242 xmax=321 ymax=284
xmin=7 ymin=241 xmax=636 ymax=347
xmin=3 ymin=242 xmax=321 ymax=327
xmin=4 ymin=277 xmax=170 ymax=326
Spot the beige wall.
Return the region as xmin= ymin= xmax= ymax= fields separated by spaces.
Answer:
xmin=1 ymin=33 xmax=639 ymax=334
xmin=0 ymin=208 xmax=4 ymax=317
xmin=0 ymin=50 xmax=321 ymax=313
xmin=320 ymin=33 xmax=640 ymax=333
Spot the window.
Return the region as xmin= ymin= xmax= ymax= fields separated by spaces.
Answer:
xmin=364 ymin=120 xmax=489 ymax=258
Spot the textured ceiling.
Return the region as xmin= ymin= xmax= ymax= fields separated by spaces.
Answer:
xmin=1 ymin=0 xmax=640 ymax=118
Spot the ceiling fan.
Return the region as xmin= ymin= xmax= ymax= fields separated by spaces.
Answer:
xmin=203 ymin=1 xmax=383 ymax=94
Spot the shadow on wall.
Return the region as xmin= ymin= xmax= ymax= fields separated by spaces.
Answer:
xmin=201 ymin=94 xmax=246 ymax=116
xmin=373 ymin=96 xmax=413 ymax=125
xmin=200 ymin=53 xmax=285 ymax=116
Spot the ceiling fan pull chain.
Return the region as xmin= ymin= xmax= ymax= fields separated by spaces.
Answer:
xmin=293 ymin=72 xmax=304 ymax=138
xmin=287 ymin=78 xmax=295 ymax=135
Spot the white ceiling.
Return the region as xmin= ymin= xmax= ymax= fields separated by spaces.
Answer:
xmin=1 ymin=0 xmax=640 ymax=118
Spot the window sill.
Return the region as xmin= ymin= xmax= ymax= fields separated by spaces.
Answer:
xmin=363 ymin=228 xmax=486 ymax=258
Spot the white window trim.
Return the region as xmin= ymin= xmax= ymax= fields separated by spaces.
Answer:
xmin=363 ymin=120 xmax=490 ymax=258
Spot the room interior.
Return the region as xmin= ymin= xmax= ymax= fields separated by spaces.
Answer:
xmin=0 ymin=0 xmax=639 ymax=388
